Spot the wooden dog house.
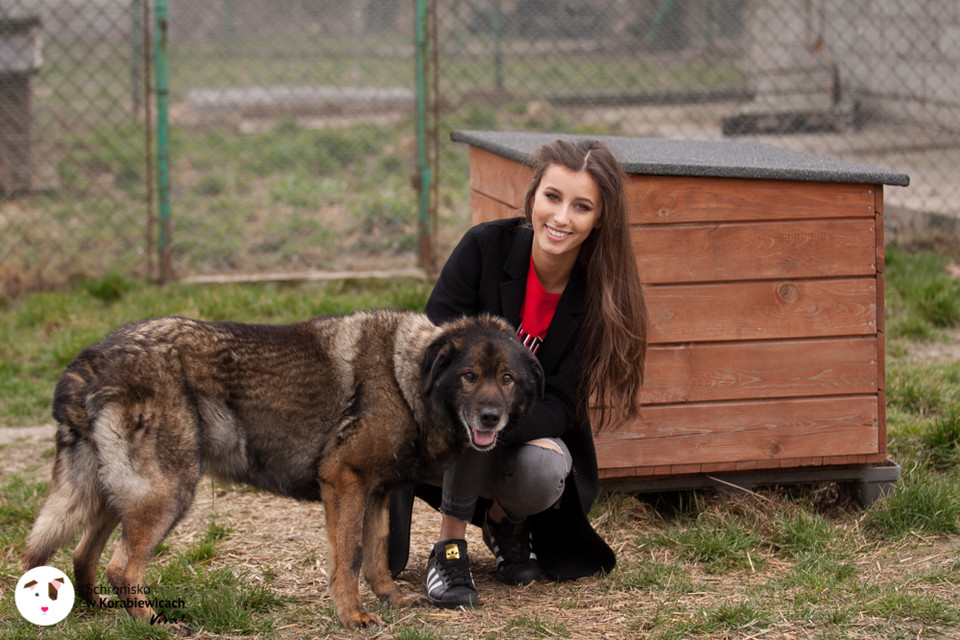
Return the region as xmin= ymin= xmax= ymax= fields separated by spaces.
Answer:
xmin=451 ymin=130 xmax=910 ymax=502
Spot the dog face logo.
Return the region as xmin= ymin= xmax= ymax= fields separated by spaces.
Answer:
xmin=15 ymin=566 xmax=74 ymax=626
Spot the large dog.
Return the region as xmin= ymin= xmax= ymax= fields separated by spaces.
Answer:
xmin=23 ymin=310 xmax=543 ymax=633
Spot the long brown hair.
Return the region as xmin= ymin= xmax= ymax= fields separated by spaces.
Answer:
xmin=523 ymin=139 xmax=648 ymax=432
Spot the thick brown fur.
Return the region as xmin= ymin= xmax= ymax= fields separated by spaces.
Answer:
xmin=22 ymin=310 xmax=543 ymax=633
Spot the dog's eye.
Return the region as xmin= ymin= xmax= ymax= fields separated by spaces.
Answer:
xmin=462 ymin=371 xmax=476 ymax=383
xmin=501 ymin=373 xmax=513 ymax=386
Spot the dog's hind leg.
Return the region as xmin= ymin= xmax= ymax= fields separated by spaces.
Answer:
xmin=95 ymin=402 xmax=200 ymax=636
xmin=104 ymin=489 xmax=196 ymax=636
xmin=362 ymin=489 xmax=423 ymax=609
xmin=320 ymin=471 xmax=383 ymax=629
xmin=73 ymin=504 xmax=119 ymax=608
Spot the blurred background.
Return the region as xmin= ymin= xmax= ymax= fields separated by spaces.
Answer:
xmin=0 ymin=0 xmax=954 ymax=297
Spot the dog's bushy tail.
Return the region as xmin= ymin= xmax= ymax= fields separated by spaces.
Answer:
xmin=23 ymin=360 xmax=105 ymax=570
xmin=22 ymin=429 xmax=103 ymax=570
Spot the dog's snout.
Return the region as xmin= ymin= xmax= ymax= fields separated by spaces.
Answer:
xmin=479 ymin=407 xmax=502 ymax=428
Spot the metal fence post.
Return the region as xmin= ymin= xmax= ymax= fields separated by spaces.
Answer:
xmin=415 ymin=0 xmax=433 ymax=271
xmin=0 ymin=1 xmax=950 ymax=296
xmin=154 ymin=0 xmax=173 ymax=283
xmin=141 ymin=0 xmax=155 ymax=283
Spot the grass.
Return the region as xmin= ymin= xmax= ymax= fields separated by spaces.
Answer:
xmin=0 ymin=275 xmax=432 ymax=426
xmin=885 ymin=247 xmax=960 ymax=340
xmin=5 ymin=91 xmax=626 ymax=296
xmin=650 ymin=509 xmax=762 ymax=574
xmin=1 ymin=246 xmax=959 ymax=638
xmin=0 ymin=484 xmax=286 ymax=639
xmin=3 ymin=28 xmax=751 ymax=295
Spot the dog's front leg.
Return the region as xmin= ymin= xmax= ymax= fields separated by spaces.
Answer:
xmin=362 ymin=490 xmax=424 ymax=608
xmin=320 ymin=473 xmax=383 ymax=629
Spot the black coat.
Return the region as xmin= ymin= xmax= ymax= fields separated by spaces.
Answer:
xmin=388 ymin=217 xmax=615 ymax=581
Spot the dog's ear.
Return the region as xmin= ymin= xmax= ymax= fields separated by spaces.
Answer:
xmin=421 ymin=339 xmax=453 ymax=395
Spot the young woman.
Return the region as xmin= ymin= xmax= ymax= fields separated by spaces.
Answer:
xmin=388 ymin=138 xmax=648 ymax=608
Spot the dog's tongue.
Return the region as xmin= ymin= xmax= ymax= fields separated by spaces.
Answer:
xmin=472 ymin=429 xmax=496 ymax=448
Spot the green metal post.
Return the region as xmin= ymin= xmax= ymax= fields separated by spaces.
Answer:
xmin=154 ymin=0 xmax=173 ymax=282
xmin=415 ymin=0 xmax=432 ymax=270
xmin=645 ymin=0 xmax=677 ymax=45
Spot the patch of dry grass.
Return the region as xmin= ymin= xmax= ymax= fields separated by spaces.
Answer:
xmin=3 ymin=429 xmax=959 ymax=639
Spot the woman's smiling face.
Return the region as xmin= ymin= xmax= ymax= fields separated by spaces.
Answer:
xmin=529 ymin=163 xmax=601 ymax=275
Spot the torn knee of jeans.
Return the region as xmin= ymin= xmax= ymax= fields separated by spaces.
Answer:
xmin=527 ymin=438 xmax=563 ymax=453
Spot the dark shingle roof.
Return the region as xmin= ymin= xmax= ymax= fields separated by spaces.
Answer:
xmin=451 ymin=130 xmax=910 ymax=187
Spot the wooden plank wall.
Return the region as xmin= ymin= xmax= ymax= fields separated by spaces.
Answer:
xmin=464 ymin=147 xmax=887 ymax=482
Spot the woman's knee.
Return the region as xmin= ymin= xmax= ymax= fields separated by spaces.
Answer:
xmin=527 ymin=438 xmax=564 ymax=453
xmin=494 ymin=439 xmax=572 ymax=520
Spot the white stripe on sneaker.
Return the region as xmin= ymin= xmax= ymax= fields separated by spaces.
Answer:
xmin=426 ymin=569 xmax=444 ymax=598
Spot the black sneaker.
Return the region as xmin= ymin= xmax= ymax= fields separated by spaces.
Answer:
xmin=423 ymin=539 xmax=479 ymax=609
xmin=482 ymin=513 xmax=540 ymax=586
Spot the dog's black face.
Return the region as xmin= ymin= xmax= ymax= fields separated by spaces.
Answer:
xmin=422 ymin=316 xmax=544 ymax=451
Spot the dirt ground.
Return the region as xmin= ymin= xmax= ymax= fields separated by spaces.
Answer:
xmin=1 ymin=426 xmax=647 ymax=639
xmin=4 ymin=313 xmax=960 ymax=638
xmin=5 ymin=417 xmax=960 ymax=640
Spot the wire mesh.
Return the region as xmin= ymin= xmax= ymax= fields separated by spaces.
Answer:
xmin=437 ymin=0 xmax=957 ymax=231
xmin=159 ymin=1 xmax=421 ymax=280
xmin=0 ymin=1 xmax=150 ymax=296
xmin=0 ymin=0 xmax=958 ymax=299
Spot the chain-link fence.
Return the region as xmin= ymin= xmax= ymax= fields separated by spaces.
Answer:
xmin=0 ymin=1 xmax=151 ymax=296
xmin=1 ymin=0 xmax=958 ymax=299
xmin=436 ymin=1 xmax=956 ymax=220
xmin=0 ymin=0 xmax=427 ymax=297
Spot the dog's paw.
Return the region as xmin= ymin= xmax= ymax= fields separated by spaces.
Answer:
xmin=163 ymin=621 xmax=194 ymax=637
xmin=341 ymin=610 xmax=384 ymax=629
xmin=391 ymin=592 xmax=427 ymax=608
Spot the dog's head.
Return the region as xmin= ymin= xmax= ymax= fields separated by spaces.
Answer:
xmin=422 ymin=315 xmax=544 ymax=452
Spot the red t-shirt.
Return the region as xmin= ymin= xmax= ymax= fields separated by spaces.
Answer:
xmin=517 ymin=257 xmax=562 ymax=355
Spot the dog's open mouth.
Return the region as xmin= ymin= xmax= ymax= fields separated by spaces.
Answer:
xmin=460 ymin=408 xmax=503 ymax=451
xmin=470 ymin=428 xmax=498 ymax=450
